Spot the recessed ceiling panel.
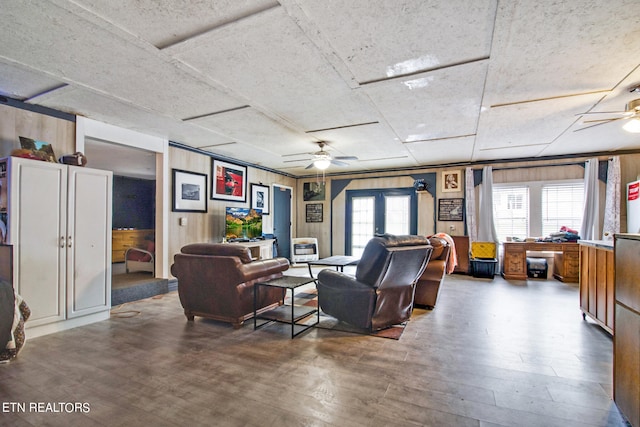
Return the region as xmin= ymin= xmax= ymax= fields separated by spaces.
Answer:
xmin=363 ymin=60 xmax=488 ymax=142
xmin=484 ymin=0 xmax=640 ymax=105
xmin=295 ymin=0 xmax=497 ymax=83
xmin=169 ymin=6 xmax=380 ymax=132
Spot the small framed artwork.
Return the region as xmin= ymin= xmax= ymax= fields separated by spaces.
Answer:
xmin=303 ymin=182 xmax=326 ymax=201
xmin=172 ymin=169 xmax=208 ymax=213
xmin=306 ymin=203 xmax=323 ymax=222
xmin=438 ymin=198 xmax=464 ymax=221
xmin=211 ymin=159 xmax=247 ymax=202
xmin=442 ymin=170 xmax=461 ymax=192
xmin=250 ymin=183 xmax=270 ymax=215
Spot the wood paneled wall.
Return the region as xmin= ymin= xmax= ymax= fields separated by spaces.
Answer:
xmin=296 ymin=155 xmax=640 ymax=257
xmin=0 ymin=104 xmax=75 ymax=159
xmin=167 ymin=146 xmax=296 ymax=267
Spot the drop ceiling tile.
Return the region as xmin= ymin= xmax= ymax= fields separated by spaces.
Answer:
xmin=32 ymin=86 xmax=231 ymax=147
xmin=474 ymin=92 xmax=606 ymax=158
xmin=169 ymin=6 xmax=380 ymax=132
xmin=0 ymin=60 xmax=64 ymax=100
xmin=73 ymin=0 xmax=278 ymax=48
xmin=363 ymin=60 xmax=488 ymax=142
xmin=308 ymin=122 xmax=405 ymax=161
xmin=190 ymin=107 xmax=310 ymax=156
xmin=484 ymin=0 xmax=640 ymax=105
xmin=0 ymin=1 xmax=242 ymax=120
xmin=295 ymin=0 xmax=497 ymax=83
xmin=404 ymin=136 xmax=475 ymax=165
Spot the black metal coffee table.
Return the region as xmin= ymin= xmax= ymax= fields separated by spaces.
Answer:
xmin=253 ymin=275 xmax=318 ymax=338
xmin=307 ymin=255 xmax=360 ymax=278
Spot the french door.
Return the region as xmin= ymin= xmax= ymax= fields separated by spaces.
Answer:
xmin=345 ymin=188 xmax=417 ymax=256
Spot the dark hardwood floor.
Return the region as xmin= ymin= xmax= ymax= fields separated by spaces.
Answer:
xmin=0 ymin=270 xmax=630 ymax=426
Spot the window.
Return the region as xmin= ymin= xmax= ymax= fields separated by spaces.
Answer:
xmin=493 ymin=186 xmax=529 ymax=242
xmin=542 ymin=183 xmax=584 ymax=236
xmin=493 ymin=181 xmax=584 ymax=242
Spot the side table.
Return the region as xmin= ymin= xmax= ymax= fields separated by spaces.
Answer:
xmin=253 ymin=275 xmax=318 ymax=338
xmin=306 ymin=255 xmax=359 ymax=278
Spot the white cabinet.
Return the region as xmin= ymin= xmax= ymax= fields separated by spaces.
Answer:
xmin=0 ymin=157 xmax=112 ymax=338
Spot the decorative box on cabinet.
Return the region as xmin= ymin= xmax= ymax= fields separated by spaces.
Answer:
xmin=1 ymin=157 xmax=112 ymax=338
xmin=614 ymin=234 xmax=640 ymax=427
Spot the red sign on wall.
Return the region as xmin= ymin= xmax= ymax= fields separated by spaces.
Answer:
xmin=629 ymin=181 xmax=640 ymax=201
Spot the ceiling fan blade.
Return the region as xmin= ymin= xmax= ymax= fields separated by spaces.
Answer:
xmin=330 ymin=159 xmax=349 ymax=167
xmin=304 ymin=162 xmax=315 ymax=169
xmin=576 ymin=111 xmax=629 ymax=116
xmin=582 ymin=118 xmax=625 ymax=124
xmin=334 ymin=156 xmax=358 ymax=161
xmin=574 ymin=119 xmax=623 ymax=132
xmin=282 ymin=158 xmax=312 ymax=164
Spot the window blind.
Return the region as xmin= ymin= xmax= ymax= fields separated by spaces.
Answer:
xmin=542 ymin=183 xmax=584 ymax=236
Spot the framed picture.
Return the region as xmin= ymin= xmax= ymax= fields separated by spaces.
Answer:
xmin=172 ymin=169 xmax=208 ymax=213
xmin=250 ymin=183 xmax=270 ymax=215
xmin=306 ymin=203 xmax=323 ymax=222
xmin=211 ymin=159 xmax=247 ymax=202
xmin=442 ymin=170 xmax=461 ymax=192
xmin=303 ymin=182 xmax=326 ymax=201
xmin=438 ymin=198 xmax=464 ymax=221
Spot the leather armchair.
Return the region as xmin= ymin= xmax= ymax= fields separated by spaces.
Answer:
xmin=171 ymin=243 xmax=290 ymax=327
xmin=414 ymin=237 xmax=451 ymax=309
xmin=317 ymin=234 xmax=433 ymax=331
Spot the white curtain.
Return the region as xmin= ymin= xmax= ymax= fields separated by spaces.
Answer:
xmin=477 ymin=166 xmax=499 ymax=243
xmin=580 ymin=158 xmax=599 ymax=240
xmin=465 ymin=167 xmax=477 ymax=242
xmin=602 ymin=156 xmax=620 ymax=240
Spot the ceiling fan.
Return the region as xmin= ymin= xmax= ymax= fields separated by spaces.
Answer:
xmin=304 ymin=141 xmax=358 ymax=170
xmin=576 ymin=98 xmax=640 ymax=133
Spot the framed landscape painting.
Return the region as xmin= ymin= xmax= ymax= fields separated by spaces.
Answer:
xmin=172 ymin=169 xmax=208 ymax=213
xmin=211 ymin=159 xmax=247 ymax=202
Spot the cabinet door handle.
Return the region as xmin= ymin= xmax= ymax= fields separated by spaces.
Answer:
xmin=67 ymin=236 xmax=72 ymax=248
xmin=60 ymin=236 xmax=65 ymax=248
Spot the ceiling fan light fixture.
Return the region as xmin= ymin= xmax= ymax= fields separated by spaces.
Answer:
xmin=623 ymin=118 xmax=640 ymax=133
xmin=314 ymin=158 xmax=331 ymax=170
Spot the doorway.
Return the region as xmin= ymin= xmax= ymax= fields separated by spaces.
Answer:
xmin=272 ymin=184 xmax=292 ymax=260
xmin=345 ymin=188 xmax=417 ymax=256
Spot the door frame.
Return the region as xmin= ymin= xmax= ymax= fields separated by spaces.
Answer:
xmin=272 ymin=184 xmax=293 ymax=259
xmin=344 ymin=187 xmax=418 ymax=255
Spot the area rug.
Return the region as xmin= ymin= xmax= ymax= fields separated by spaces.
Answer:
xmin=291 ymin=289 xmax=406 ymax=340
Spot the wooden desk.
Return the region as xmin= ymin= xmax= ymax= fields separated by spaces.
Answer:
xmin=502 ymin=241 xmax=579 ymax=282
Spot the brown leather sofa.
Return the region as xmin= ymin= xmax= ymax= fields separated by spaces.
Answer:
xmin=317 ymin=234 xmax=433 ymax=331
xmin=414 ymin=236 xmax=451 ymax=309
xmin=171 ymin=243 xmax=290 ymax=327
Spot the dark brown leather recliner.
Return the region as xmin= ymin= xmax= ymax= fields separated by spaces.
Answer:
xmin=171 ymin=243 xmax=290 ymax=327
xmin=414 ymin=237 xmax=451 ymax=309
xmin=316 ymin=234 xmax=433 ymax=331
